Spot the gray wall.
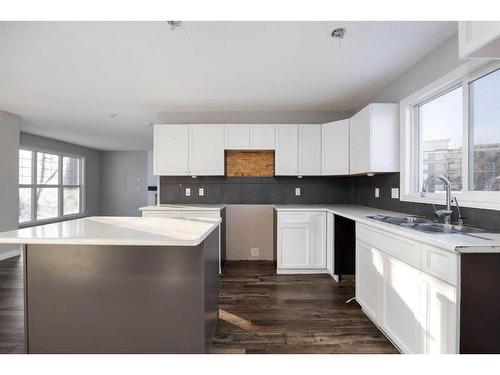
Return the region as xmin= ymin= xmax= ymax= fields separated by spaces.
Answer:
xmin=0 ymin=111 xmax=21 ymax=259
xmin=20 ymin=132 xmax=102 ymax=216
xmin=362 ymin=33 xmax=463 ymax=106
xmin=100 ymin=151 xmax=148 ymax=216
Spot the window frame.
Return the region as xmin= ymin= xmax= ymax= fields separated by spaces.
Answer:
xmin=400 ymin=60 xmax=500 ymax=211
xmin=18 ymin=146 xmax=86 ymax=227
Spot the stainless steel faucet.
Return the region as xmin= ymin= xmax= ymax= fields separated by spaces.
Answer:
xmin=420 ymin=174 xmax=453 ymax=224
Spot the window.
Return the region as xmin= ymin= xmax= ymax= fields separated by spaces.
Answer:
xmin=19 ymin=148 xmax=84 ymax=225
xmin=401 ymin=61 xmax=500 ymax=210
xmin=469 ymin=68 xmax=500 ymax=191
xmin=417 ymin=87 xmax=463 ymax=193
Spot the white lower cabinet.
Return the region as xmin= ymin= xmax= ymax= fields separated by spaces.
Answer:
xmin=355 ymin=231 xmax=458 ymax=354
xmin=380 ymin=255 xmax=423 ymax=354
xmin=355 ymin=240 xmax=382 ymax=322
xmin=277 ymin=211 xmax=326 ymax=273
xmin=421 ymin=272 xmax=458 ymax=354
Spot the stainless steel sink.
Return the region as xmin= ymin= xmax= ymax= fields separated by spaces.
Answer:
xmin=367 ymin=214 xmax=488 ymax=236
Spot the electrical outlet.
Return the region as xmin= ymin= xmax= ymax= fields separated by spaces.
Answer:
xmin=185 ymin=188 xmax=191 ymax=197
xmin=295 ymin=187 xmax=301 ymax=196
xmin=391 ymin=188 xmax=399 ymax=199
xmin=199 ymin=188 xmax=204 ymax=196
xmin=250 ymin=248 xmax=260 ymax=257
xmin=375 ymin=188 xmax=380 ymax=198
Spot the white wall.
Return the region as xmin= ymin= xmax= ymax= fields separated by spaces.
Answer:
xmin=156 ymin=110 xmax=351 ymax=124
xmin=0 ymin=111 xmax=21 ymax=260
xmin=100 ymin=151 xmax=148 ymax=216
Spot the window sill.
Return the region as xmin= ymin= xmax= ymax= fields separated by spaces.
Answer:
xmin=400 ymin=193 xmax=500 ymax=211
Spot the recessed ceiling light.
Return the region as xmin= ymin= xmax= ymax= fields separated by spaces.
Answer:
xmin=109 ymin=113 xmax=118 ymax=118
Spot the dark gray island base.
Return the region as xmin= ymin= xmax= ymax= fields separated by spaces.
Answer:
xmin=23 ymin=229 xmax=219 ymax=354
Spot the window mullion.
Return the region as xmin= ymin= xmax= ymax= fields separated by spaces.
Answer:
xmin=59 ymin=155 xmax=63 ymax=217
xmin=462 ymin=80 xmax=470 ymax=193
xmin=32 ymin=151 xmax=37 ymax=222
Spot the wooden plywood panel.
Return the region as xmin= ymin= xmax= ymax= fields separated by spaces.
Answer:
xmin=225 ymin=151 xmax=274 ymax=177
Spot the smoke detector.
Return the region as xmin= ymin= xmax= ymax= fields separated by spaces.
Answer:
xmin=167 ymin=21 xmax=182 ymax=30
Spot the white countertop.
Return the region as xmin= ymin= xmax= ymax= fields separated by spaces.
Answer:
xmin=273 ymin=204 xmax=500 ymax=253
xmin=0 ymin=216 xmax=221 ymax=247
xmin=140 ymin=204 xmax=225 ymax=211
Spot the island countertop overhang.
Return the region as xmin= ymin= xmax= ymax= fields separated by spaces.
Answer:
xmin=0 ymin=216 xmax=221 ymax=247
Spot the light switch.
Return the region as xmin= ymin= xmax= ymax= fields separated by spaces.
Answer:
xmin=199 ymin=188 xmax=204 ymax=196
xmin=295 ymin=187 xmax=301 ymax=196
xmin=185 ymin=188 xmax=191 ymax=197
xmin=375 ymin=188 xmax=380 ymax=198
xmin=391 ymin=188 xmax=399 ymax=199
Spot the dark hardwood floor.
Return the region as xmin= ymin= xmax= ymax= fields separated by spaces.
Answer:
xmin=0 ymin=257 xmax=397 ymax=354
xmin=0 ymin=255 xmax=24 ymax=354
xmin=210 ymin=261 xmax=398 ymax=354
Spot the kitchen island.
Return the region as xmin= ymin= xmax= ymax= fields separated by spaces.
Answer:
xmin=0 ymin=216 xmax=221 ymax=354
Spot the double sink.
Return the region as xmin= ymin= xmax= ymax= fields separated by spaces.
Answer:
xmin=367 ymin=214 xmax=490 ymax=238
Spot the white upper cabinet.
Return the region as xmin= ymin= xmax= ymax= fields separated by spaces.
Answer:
xmin=225 ymin=124 xmax=275 ymax=150
xmin=153 ymin=125 xmax=189 ymax=175
xmin=189 ymin=125 xmax=225 ymax=175
xmin=459 ymin=21 xmax=500 ymax=59
xmin=250 ymin=124 xmax=275 ymax=149
xmin=322 ymin=119 xmax=349 ymax=175
xmin=298 ymin=125 xmax=322 ymax=176
xmin=225 ymin=124 xmax=251 ymax=149
xmin=349 ymin=103 xmax=399 ymax=175
xmin=275 ymin=124 xmax=299 ymax=175
xmin=153 ymin=124 xmax=224 ymax=176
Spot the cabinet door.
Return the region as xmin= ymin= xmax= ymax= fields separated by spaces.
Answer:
xmin=275 ymin=124 xmax=299 ymax=175
xmin=189 ymin=125 xmax=225 ymax=175
xmin=349 ymin=106 xmax=371 ymax=175
xmin=458 ymin=21 xmax=500 ymax=58
xmin=381 ymin=255 xmax=423 ymax=354
xmin=322 ymin=120 xmax=349 ymax=175
xmin=278 ymin=222 xmax=311 ymax=269
xmin=298 ymin=125 xmax=322 ymax=175
xmin=225 ymin=124 xmax=251 ymax=149
xmin=422 ymin=273 xmax=458 ymax=354
xmin=326 ymin=212 xmax=334 ymax=275
xmin=309 ymin=212 xmax=326 ymax=268
xmin=250 ymin=124 xmax=275 ymax=149
xmin=356 ymin=240 xmax=382 ymax=322
xmin=153 ymin=125 xmax=189 ymax=175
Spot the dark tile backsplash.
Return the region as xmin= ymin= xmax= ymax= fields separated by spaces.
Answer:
xmin=159 ymin=176 xmax=351 ymax=205
xmin=351 ymin=172 xmax=500 ymax=232
xmin=159 ymin=173 xmax=500 ymax=231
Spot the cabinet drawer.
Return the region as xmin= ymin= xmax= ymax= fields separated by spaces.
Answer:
xmin=421 ymin=245 xmax=458 ymax=286
xmin=356 ymin=224 xmax=421 ymax=269
xmin=278 ymin=212 xmax=314 ymax=224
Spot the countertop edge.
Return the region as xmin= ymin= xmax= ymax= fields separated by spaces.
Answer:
xmin=273 ymin=205 xmax=500 ymax=253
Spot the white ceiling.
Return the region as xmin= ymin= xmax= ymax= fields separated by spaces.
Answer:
xmin=0 ymin=21 xmax=457 ymax=151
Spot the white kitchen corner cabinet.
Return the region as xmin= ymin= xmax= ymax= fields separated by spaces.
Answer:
xmin=322 ymin=119 xmax=349 ymax=175
xmin=349 ymin=103 xmax=398 ymax=175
